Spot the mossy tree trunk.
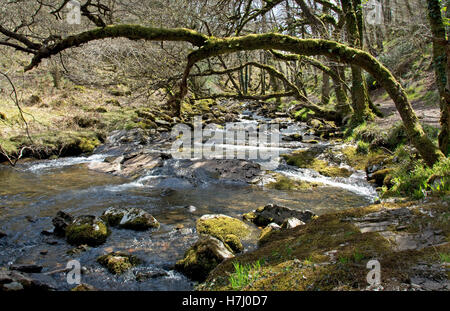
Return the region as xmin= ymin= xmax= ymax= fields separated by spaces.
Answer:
xmin=427 ymin=0 xmax=450 ymax=155
xmin=321 ymin=70 xmax=331 ymax=106
xmin=342 ymin=0 xmax=374 ymax=123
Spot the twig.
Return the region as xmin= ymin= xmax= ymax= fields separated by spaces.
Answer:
xmin=0 ymin=71 xmax=33 ymax=143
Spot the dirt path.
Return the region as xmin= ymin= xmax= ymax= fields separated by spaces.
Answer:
xmin=371 ymin=74 xmax=441 ymax=131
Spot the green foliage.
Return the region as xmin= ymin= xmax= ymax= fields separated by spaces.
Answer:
xmin=386 ymin=157 xmax=450 ymax=199
xmin=229 ymin=260 xmax=263 ymax=290
xmin=439 ymin=253 xmax=450 ymax=263
xmin=294 ymin=107 xmax=315 ymax=122
xmin=338 ymin=249 xmax=365 ymax=264
xmin=356 ymin=141 xmax=369 ymax=154
xmin=345 ymin=121 xmax=439 ymax=152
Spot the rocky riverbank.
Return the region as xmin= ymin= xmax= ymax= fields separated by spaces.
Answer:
xmin=197 ymin=198 xmax=449 ymax=291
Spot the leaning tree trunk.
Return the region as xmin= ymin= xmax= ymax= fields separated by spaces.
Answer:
xmin=427 ymin=0 xmax=450 ymax=155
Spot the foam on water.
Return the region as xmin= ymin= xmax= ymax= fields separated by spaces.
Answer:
xmin=276 ymin=166 xmax=378 ymax=200
xmin=22 ymin=154 xmax=109 ymax=173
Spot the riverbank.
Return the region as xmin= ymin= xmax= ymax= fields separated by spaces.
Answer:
xmin=197 ymin=198 xmax=449 ymax=291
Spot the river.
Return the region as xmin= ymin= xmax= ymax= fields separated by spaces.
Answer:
xmin=0 ymin=109 xmax=376 ymax=290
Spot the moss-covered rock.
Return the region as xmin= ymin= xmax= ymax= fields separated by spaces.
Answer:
xmin=223 ymin=234 xmax=244 ymax=253
xmin=242 ymin=211 xmax=257 ymax=222
xmin=97 ymin=252 xmax=141 ymax=274
xmin=200 ymin=199 xmax=450 ymax=291
xmin=101 ymin=207 xmax=160 ymax=231
xmin=65 ymin=215 xmax=110 ymax=246
xmin=308 ymin=119 xmax=323 ymax=129
xmin=78 ymin=137 xmax=101 ymax=153
xmin=318 ymin=165 xmax=353 ymax=178
xmin=196 ymin=214 xmax=250 ymax=251
xmin=365 ymin=155 xmax=392 ymax=175
xmin=175 ymin=235 xmax=234 ymax=281
xmin=283 ymin=149 xmax=353 ymax=177
xmin=258 ymin=223 xmax=281 ymax=246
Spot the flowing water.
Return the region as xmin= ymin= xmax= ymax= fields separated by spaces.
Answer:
xmin=0 ymin=110 xmax=377 ymax=290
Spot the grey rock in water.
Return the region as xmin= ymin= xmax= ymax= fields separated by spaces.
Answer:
xmin=248 ymin=204 xmax=315 ymax=227
xmin=0 ymin=270 xmax=54 ymax=291
xmin=101 ymin=207 xmax=160 ymax=231
xmin=52 ymin=211 xmax=74 ymax=236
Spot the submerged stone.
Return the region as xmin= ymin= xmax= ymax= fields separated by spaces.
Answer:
xmin=71 ymin=283 xmax=97 ymax=291
xmin=9 ymin=264 xmax=43 ymax=273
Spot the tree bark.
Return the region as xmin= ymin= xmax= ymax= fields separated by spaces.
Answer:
xmin=427 ymin=0 xmax=450 ymax=155
xmin=341 ymin=0 xmax=374 ymax=123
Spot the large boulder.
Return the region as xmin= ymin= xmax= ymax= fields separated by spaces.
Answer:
xmin=175 ymin=235 xmax=234 ymax=281
xmin=244 ymin=204 xmax=315 ymax=227
xmin=65 ymin=215 xmax=110 ymax=246
xmin=97 ymin=252 xmax=141 ymax=274
xmin=101 ymin=207 xmax=160 ymax=231
xmin=89 ymin=151 xmax=163 ymax=178
xmin=196 ymin=214 xmax=250 ymax=253
xmin=0 ymin=231 xmax=6 ymax=239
